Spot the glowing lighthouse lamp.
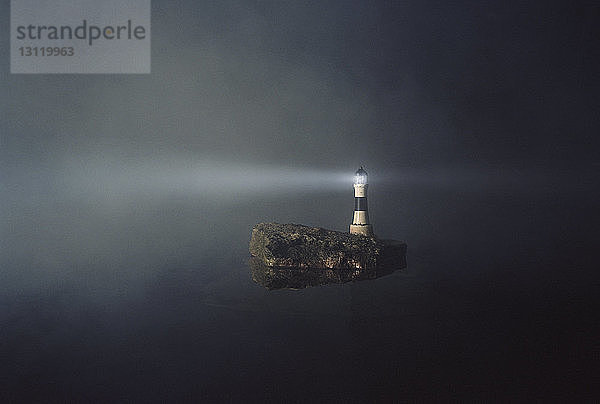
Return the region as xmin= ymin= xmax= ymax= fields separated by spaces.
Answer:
xmin=350 ymin=166 xmax=374 ymax=237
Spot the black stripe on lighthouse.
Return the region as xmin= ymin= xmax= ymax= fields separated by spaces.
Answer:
xmin=354 ymin=197 xmax=368 ymax=211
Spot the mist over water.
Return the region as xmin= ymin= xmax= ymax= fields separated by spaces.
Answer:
xmin=2 ymin=157 xmax=583 ymax=294
xmin=2 ymin=170 xmax=597 ymax=400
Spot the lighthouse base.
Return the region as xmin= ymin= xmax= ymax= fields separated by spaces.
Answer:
xmin=350 ymin=224 xmax=373 ymax=237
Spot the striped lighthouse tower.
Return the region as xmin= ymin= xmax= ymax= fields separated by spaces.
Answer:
xmin=350 ymin=166 xmax=374 ymax=236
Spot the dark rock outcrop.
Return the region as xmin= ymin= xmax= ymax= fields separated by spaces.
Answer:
xmin=249 ymin=222 xmax=406 ymax=270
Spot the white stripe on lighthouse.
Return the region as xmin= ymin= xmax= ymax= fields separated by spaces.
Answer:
xmin=353 ymin=211 xmax=369 ymax=224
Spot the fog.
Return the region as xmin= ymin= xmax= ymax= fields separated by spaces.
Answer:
xmin=1 ymin=0 xmax=597 ymax=304
xmin=1 ymin=1 xmax=598 ymax=400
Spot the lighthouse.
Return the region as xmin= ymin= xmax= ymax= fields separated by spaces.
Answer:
xmin=350 ymin=167 xmax=374 ymax=236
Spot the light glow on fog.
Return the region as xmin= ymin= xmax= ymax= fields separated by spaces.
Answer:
xmin=2 ymin=157 xmax=569 ymax=207
xmin=62 ymin=157 xmax=353 ymax=198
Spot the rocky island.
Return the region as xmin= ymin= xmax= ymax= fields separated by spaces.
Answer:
xmin=249 ymin=223 xmax=406 ymax=289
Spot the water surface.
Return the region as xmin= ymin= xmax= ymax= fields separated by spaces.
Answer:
xmin=1 ymin=181 xmax=597 ymax=401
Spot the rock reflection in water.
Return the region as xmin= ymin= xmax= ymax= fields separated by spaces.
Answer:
xmin=250 ymin=244 xmax=406 ymax=290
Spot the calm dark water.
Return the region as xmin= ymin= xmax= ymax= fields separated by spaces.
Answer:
xmin=1 ymin=181 xmax=598 ymax=402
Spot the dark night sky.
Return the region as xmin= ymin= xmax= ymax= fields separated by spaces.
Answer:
xmin=1 ymin=0 xmax=599 ymax=171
